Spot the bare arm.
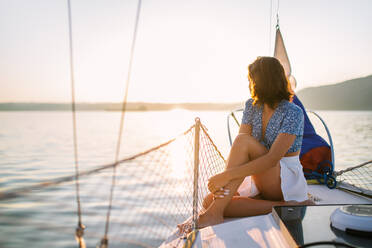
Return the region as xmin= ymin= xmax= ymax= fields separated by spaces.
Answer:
xmin=225 ymin=133 xmax=296 ymax=181
xmin=238 ymin=123 xmax=252 ymax=135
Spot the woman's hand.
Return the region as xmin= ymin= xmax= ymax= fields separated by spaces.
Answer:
xmin=208 ymin=172 xmax=230 ymax=193
xmin=212 ymin=188 xmax=230 ymax=200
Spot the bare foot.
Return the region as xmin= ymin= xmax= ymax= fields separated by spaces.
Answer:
xmin=177 ymin=208 xmax=224 ymax=236
xmin=177 ymin=219 xmax=193 ymax=237
xmin=197 ymin=209 xmax=224 ymax=229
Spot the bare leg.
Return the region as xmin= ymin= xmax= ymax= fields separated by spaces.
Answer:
xmin=202 ymin=193 xmax=314 ymax=218
xmin=178 ymin=134 xmax=260 ymax=233
xmin=178 ymin=134 xmax=312 ymax=234
xmin=195 ymin=134 xmax=277 ymax=228
xmin=201 ymin=193 xmax=275 ymax=217
xmin=223 ymin=196 xmax=313 ymax=217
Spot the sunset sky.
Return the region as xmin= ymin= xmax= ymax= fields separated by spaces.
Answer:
xmin=1 ymin=0 xmax=371 ymax=103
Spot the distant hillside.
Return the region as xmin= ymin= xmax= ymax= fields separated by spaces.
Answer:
xmin=297 ymin=75 xmax=372 ymax=110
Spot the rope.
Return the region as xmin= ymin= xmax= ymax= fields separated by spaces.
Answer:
xmin=183 ymin=230 xmax=198 ymax=248
xmin=334 ymin=160 xmax=372 ymax=177
xmin=101 ymin=0 xmax=143 ymax=245
xmin=0 ymin=125 xmax=194 ymax=201
xmin=200 ymin=124 xmax=226 ymax=164
xmin=66 ymin=0 xmax=85 ymax=247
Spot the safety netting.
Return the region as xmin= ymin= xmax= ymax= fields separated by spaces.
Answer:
xmin=335 ymin=161 xmax=372 ymax=197
xmin=0 ymin=119 xmax=226 ymax=248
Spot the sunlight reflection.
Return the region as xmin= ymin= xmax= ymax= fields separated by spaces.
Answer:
xmin=248 ymin=228 xmax=266 ymax=247
xmin=169 ymin=138 xmax=189 ymax=181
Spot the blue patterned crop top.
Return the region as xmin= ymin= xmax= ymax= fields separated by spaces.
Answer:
xmin=241 ymin=98 xmax=304 ymax=153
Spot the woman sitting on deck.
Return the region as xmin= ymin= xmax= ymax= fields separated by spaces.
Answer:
xmin=179 ymin=56 xmax=313 ymax=233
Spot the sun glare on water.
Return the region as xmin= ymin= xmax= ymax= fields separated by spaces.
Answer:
xmin=169 ymin=137 xmax=191 ymax=181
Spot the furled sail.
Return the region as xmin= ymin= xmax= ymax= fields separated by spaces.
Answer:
xmin=274 ymin=26 xmax=297 ymax=90
xmin=274 ymin=24 xmax=334 ymax=187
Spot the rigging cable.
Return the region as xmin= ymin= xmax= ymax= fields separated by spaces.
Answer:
xmin=269 ymin=0 xmax=273 ymax=55
xmin=99 ymin=0 xmax=143 ymax=247
xmin=66 ymin=0 xmax=86 ymax=247
xmin=276 ymin=0 xmax=280 ymax=28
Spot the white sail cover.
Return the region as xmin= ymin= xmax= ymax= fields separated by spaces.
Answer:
xmin=274 ymin=27 xmax=297 ymax=90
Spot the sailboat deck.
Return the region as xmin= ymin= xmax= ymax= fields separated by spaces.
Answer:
xmin=161 ymin=184 xmax=372 ymax=248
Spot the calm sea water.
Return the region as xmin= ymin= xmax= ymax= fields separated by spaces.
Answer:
xmin=0 ymin=110 xmax=371 ymax=247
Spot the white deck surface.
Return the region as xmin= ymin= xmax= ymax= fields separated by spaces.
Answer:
xmin=193 ymin=214 xmax=292 ymax=248
xmin=160 ymin=213 xmax=291 ymax=248
xmin=160 ymin=185 xmax=372 ymax=248
xmin=308 ymin=184 xmax=372 ymax=205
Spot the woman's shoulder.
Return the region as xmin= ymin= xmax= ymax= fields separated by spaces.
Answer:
xmin=242 ymin=98 xmax=258 ymax=125
xmin=282 ymin=100 xmax=303 ymax=117
xmin=245 ymin=98 xmax=254 ymax=106
xmin=244 ymin=98 xmax=260 ymax=110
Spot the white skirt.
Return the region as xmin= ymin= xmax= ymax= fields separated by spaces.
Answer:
xmin=237 ymin=155 xmax=308 ymax=202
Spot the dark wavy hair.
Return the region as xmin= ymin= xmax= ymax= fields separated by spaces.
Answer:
xmin=248 ymin=56 xmax=293 ymax=108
